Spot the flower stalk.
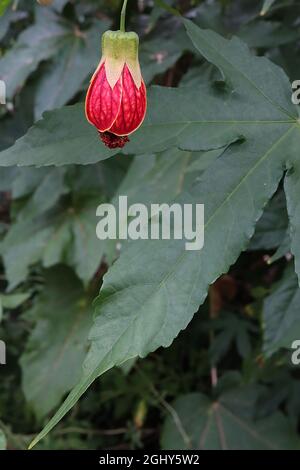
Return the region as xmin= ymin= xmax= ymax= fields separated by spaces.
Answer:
xmin=120 ymin=0 xmax=129 ymax=32
xmin=85 ymin=13 xmax=147 ymax=149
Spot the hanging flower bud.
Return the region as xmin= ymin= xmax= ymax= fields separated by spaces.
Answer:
xmin=85 ymin=30 xmax=147 ymax=149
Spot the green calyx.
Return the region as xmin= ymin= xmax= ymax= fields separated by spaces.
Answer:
xmin=100 ymin=29 xmax=142 ymax=89
xmin=102 ymin=30 xmax=139 ymax=63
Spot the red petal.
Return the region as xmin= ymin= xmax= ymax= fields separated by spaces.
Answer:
xmin=110 ymin=65 xmax=147 ymax=136
xmin=85 ymin=62 xmax=122 ymax=133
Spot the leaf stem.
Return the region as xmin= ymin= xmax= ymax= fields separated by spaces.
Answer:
xmin=120 ymin=0 xmax=129 ymax=32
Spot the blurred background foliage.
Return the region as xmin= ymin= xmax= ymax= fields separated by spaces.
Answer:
xmin=1 ymin=0 xmax=300 ymax=450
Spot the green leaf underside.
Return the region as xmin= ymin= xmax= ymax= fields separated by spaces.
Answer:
xmin=161 ymin=390 xmax=300 ymax=450
xmin=1 ymin=191 xmax=104 ymax=288
xmin=249 ymin=191 xmax=288 ymax=251
xmin=29 ymin=21 xmax=300 ymax=447
xmin=0 ymin=428 xmax=6 ymax=450
xmin=263 ymin=263 xmax=300 ymax=356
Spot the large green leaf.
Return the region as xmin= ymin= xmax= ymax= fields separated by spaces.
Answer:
xmin=11 ymin=167 xmax=54 ymax=199
xmin=0 ymin=72 xmax=291 ymax=166
xmin=20 ymin=267 xmax=93 ymax=418
xmin=17 ymin=167 xmax=68 ymax=219
xmin=0 ymin=161 xmax=127 ymax=288
xmin=1 ymin=195 xmax=104 ymax=288
xmin=0 ymin=104 xmax=117 ymax=166
xmin=1 ymin=20 xmax=298 ymax=166
xmin=113 ymin=147 xmax=221 ymax=208
xmin=161 ymin=389 xmax=300 ymax=449
xmin=0 ymin=82 xmax=238 ymax=165
xmin=29 ymin=21 xmax=300 ymax=446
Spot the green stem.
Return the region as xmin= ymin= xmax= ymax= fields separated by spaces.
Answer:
xmin=120 ymin=0 xmax=129 ymax=32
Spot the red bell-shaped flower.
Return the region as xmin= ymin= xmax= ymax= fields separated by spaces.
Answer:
xmin=85 ymin=30 xmax=147 ymax=149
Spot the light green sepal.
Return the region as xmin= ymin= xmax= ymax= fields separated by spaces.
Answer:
xmin=101 ymin=30 xmax=142 ymax=89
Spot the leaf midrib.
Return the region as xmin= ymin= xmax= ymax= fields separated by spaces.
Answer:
xmin=185 ymin=20 xmax=296 ymax=121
